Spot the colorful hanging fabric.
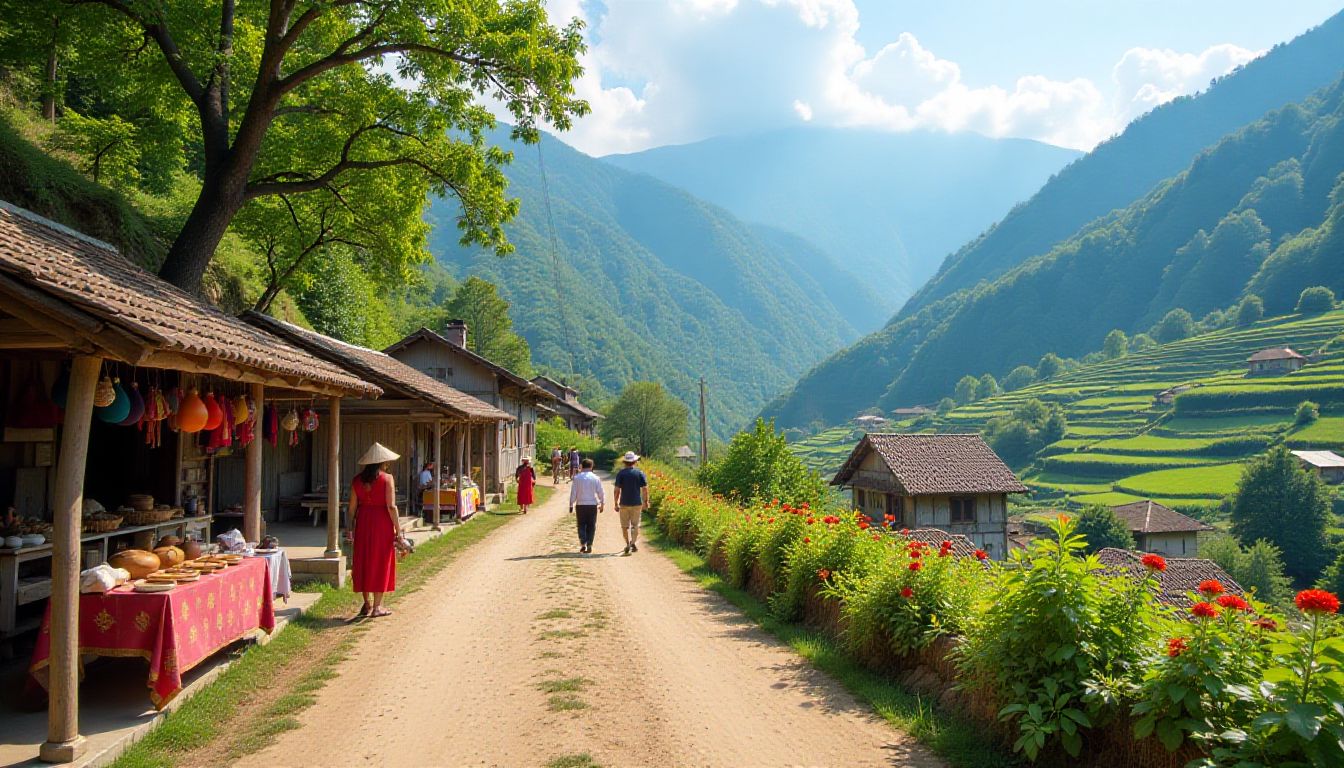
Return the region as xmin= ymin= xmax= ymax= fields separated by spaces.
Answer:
xmin=263 ymin=404 xmax=278 ymax=447
xmin=235 ymin=397 xmax=258 ymax=447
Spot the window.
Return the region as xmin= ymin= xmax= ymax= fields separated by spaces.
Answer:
xmin=950 ymin=496 xmax=976 ymax=524
xmin=424 ymin=366 xmax=451 ymax=380
xmin=854 ymin=489 xmax=865 ymax=508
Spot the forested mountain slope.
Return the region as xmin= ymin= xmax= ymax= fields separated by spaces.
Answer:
xmin=605 ymin=128 xmax=1079 ymax=315
xmin=763 ymin=73 xmax=1344 ymax=429
xmin=428 ymin=129 xmax=875 ymax=436
xmin=901 ymin=8 xmax=1344 ymax=318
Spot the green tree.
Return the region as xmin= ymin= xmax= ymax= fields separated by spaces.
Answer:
xmin=1036 ymin=352 xmax=1064 ymax=381
xmin=977 ymin=373 xmax=1000 ymax=399
xmin=982 ymin=398 xmax=1065 ymax=468
xmin=1230 ymin=446 xmax=1332 ymax=584
xmin=443 ymin=276 xmax=532 ymax=376
xmin=599 ymin=382 xmax=688 ymax=458
xmin=1234 ymin=294 xmax=1264 ymax=326
xmin=1129 ymin=333 xmax=1157 ymax=352
xmin=698 ymin=418 xmax=826 ymax=506
xmin=954 ymin=374 xmax=980 ymax=405
xmin=1102 ymin=329 xmax=1129 ymax=359
xmin=1319 ymin=547 xmax=1344 ymax=596
xmin=1295 ymin=285 xmax=1336 ymax=314
xmin=1074 ymin=505 xmax=1135 ymax=554
xmin=935 ymin=397 xmax=956 ymax=415
xmin=1202 ymin=534 xmax=1293 ymax=608
xmin=1003 ymin=365 xmax=1036 ymax=391
xmin=1153 ymin=308 xmax=1195 ymax=343
xmin=60 ymin=0 xmax=587 ymax=293
xmin=1294 ymin=400 xmax=1320 ymax=426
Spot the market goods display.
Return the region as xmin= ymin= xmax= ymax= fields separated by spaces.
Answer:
xmin=1 ymin=510 xmax=52 ymax=539
xmin=108 ymin=549 xmax=160 ymax=579
xmin=202 ymin=393 xmax=224 ymax=431
xmin=181 ymin=538 xmax=203 ymax=560
xmin=117 ymin=382 xmax=145 ymax=426
xmin=132 ymin=580 xmax=174 ymax=593
xmin=177 ymin=389 xmax=208 ymax=433
xmin=127 ymin=494 xmax=155 ymax=511
xmin=82 ymin=511 xmax=123 ymax=533
xmin=152 ymin=545 xmax=185 ymax=568
xmin=157 ymin=534 xmax=181 ymax=548
xmin=95 ymin=378 xmax=131 ymax=423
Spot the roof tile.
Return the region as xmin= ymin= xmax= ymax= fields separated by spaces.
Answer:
xmin=832 ymin=434 xmax=1028 ymax=495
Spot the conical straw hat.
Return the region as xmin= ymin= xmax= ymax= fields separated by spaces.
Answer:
xmin=357 ymin=442 xmax=400 ymax=466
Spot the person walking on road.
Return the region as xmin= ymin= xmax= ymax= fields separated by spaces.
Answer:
xmin=515 ymin=456 xmax=537 ymax=515
xmin=567 ymin=446 xmax=581 ymax=480
xmin=613 ymin=451 xmax=648 ymax=555
xmin=346 ymin=442 xmax=404 ymax=618
xmin=550 ymin=445 xmax=565 ymax=483
xmin=568 ymin=458 xmax=605 ymax=554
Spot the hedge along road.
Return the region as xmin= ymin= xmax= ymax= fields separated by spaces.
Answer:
xmin=235 ymin=473 xmax=942 ymax=768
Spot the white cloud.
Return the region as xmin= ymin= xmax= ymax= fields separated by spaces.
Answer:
xmin=543 ymin=0 xmax=1263 ymax=155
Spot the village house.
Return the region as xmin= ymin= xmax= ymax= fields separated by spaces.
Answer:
xmin=891 ymin=406 xmax=934 ymax=418
xmin=853 ymin=414 xmax=888 ymax=430
xmin=1109 ymin=499 xmax=1212 ymax=556
xmin=830 ymin=434 xmax=1027 ymax=559
xmin=384 ymin=322 xmax=556 ymax=498
xmin=1291 ymin=449 xmax=1344 ymax=484
xmin=530 ymin=375 xmax=602 ymax=436
xmin=1246 ymin=347 xmax=1306 ymax=375
xmin=1097 ymin=548 xmax=1244 ymax=608
xmin=1153 ymin=384 xmax=1194 ymax=406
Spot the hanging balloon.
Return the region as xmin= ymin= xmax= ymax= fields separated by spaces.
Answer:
xmin=232 ymin=395 xmax=249 ymax=425
xmin=202 ymin=393 xmax=224 ymax=431
xmin=51 ymin=366 xmax=71 ymax=409
xmin=95 ymin=379 xmax=131 ymax=423
xmin=94 ymin=376 xmax=116 ymax=408
xmin=166 ymin=387 xmax=181 ymax=414
xmin=118 ymin=382 xmax=145 ymax=426
xmin=177 ymin=389 xmax=209 ymax=433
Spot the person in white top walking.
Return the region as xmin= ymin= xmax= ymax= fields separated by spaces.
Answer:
xmin=568 ymin=458 xmax=606 ymax=554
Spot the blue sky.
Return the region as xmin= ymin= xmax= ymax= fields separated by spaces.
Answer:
xmin=546 ymin=1 xmax=1342 ymax=155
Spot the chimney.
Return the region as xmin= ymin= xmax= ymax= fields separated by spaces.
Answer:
xmin=444 ymin=320 xmax=468 ymax=348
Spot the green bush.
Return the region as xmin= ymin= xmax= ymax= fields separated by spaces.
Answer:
xmin=1295 ymin=286 xmax=1336 ymax=314
xmin=1295 ymin=400 xmax=1320 ymax=426
xmin=1074 ymin=505 xmax=1136 ymax=553
xmin=698 ymin=418 xmax=827 ymax=508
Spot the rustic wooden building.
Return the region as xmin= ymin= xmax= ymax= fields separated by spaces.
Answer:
xmin=530 ymin=375 xmax=602 ymax=435
xmin=1291 ymin=449 xmax=1344 ymax=484
xmin=384 ymin=323 xmax=555 ymax=496
xmin=1109 ymin=499 xmax=1211 ymax=556
xmin=830 ymin=434 xmax=1026 ymax=559
xmin=1246 ymin=347 xmax=1306 ymax=375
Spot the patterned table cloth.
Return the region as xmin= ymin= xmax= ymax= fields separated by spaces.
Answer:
xmin=29 ymin=557 xmax=274 ymax=708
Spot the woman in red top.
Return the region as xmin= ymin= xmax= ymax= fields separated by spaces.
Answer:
xmin=346 ymin=442 xmax=402 ymax=618
xmin=515 ymin=456 xmax=537 ymax=514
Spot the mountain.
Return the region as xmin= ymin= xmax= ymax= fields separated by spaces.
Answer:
xmin=764 ymin=12 xmax=1344 ymax=430
xmin=427 ymin=129 xmax=877 ymax=437
xmin=604 ymin=128 xmax=1080 ymax=316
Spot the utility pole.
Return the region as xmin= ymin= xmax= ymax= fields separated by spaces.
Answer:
xmin=698 ymin=377 xmax=708 ymax=466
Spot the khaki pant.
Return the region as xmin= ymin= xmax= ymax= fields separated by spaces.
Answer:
xmin=618 ymin=505 xmax=643 ymax=541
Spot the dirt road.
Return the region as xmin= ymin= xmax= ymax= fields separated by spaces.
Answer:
xmin=237 ymin=476 xmax=941 ymax=768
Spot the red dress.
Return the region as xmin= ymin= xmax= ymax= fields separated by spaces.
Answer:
xmin=352 ymin=472 xmax=396 ymax=593
xmin=516 ymin=465 xmax=536 ymax=505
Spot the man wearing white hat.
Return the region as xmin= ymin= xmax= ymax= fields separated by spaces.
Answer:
xmin=613 ymin=451 xmax=648 ymax=555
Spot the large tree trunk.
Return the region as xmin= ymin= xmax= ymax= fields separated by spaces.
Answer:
xmin=41 ymin=16 xmax=59 ymax=122
xmin=158 ymin=166 xmax=247 ymax=293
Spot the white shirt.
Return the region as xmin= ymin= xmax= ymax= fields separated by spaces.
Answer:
xmin=419 ymin=469 xmax=433 ymax=488
xmin=569 ymin=471 xmax=606 ymax=507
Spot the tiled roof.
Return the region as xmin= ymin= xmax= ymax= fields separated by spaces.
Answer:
xmin=0 ymin=202 xmax=379 ymax=397
xmin=1097 ymin=548 xmax=1244 ymax=608
xmin=1247 ymin=347 xmax=1304 ymax=362
xmin=1292 ymin=450 xmax=1344 ymax=468
xmin=1110 ymin=500 xmax=1212 ymax=534
xmin=385 ymin=328 xmax=555 ymax=401
xmin=831 ymin=434 xmax=1028 ymax=494
xmin=900 ymin=528 xmax=979 ymax=558
xmin=242 ymin=312 xmax=512 ymax=421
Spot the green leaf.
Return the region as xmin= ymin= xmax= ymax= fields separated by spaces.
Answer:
xmin=1285 ymin=703 xmax=1324 ymax=741
xmin=1168 ymin=683 xmax=1189 ymax=703
xmin=1134 ymin=716 xmax=1156 ymax=739
xmin=1157 ymin=719 xmax=1184 ymax=751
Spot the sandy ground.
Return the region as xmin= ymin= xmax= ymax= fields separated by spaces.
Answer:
xmin=236 ymin=475 xmax=942 ymax=768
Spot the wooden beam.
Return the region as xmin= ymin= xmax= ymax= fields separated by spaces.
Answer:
xmin=39 ymin=355 xmax=99 ymax=764
xmin=325 ymin=397 xmax=342 ymax=558
xmin=432 ymin=421 xmax=443 ymax=530
xmin=0 ymin=274 xmax=148 ymax=364
xmin=455 ymin=428 xmax=465 ymax=522
xmin=243 ymin=383 xmax=264 ymax=544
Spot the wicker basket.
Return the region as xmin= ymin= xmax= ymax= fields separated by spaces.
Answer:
xmin=83 ymin=516 xmax=124 ymax=534
xmin=127 ymin=494 xmax=155 ymax=512
xmin=123 ymin=508 xmax=174 ymax=526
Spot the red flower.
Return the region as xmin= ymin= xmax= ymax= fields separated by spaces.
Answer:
xmin=858 ymin=521 xmax=870 ymax=530
xmin=1295 ymin=589 xmax=1340 ymax=615
xmin=803 ymin=537 xmax=811 ymax=544
xmin=900 ymin=587 xmax=914 ymax=599
xmin=909 ymin=549 xmax=923 ymax=559
xmin=1252 ymin=617 xmax=1279 ymax=632
xmin=937 ymin=548 xmax=951 ymax=558
xmin=884 ymin=514 xmax=895 ymax=523
xmin=872 ymin=533 xmax=882 ymax=541
xmin=1190 ymin=602 xmax=1220 ymax=619
xmin=767 ymin=517 xmax=776 ymax=523
xmin=1166 ymin=637 xmax=1188 ymax=658
xmin=817 ymin=569 xmax=830 ymax=581
xmin=806 ymin=517 xmax=815 ymax=525
xmin=1216 ymin=594 xmax=1249 ymax=612
xmin=909 ymin=561 xmax=923 ymax=572
xmin=974 ymin=549 xmax=988 ymax=561
xmin=1198 ymin=580 xmax=1224 ymax=598
xmin=1140 ymin=553 xmax=1167 ymax=572
xmin=900 ymin=528 xmax=910 ymax=535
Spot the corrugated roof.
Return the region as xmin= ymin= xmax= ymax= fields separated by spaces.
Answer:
xmin=1097 ymin=548 xmax=1244 ymax=608
xmin=385 ymin=328 xmax=555 ymax=401
xmin=242 ymin=312 xmax=512 ymax=421
xmin=1110 ymin=500 xmax=1212 ymax=534
xmin=831 ymin=434 xmax=1028 ymax=495
xmin=0 ymin=201 xmax=379 ymax=397
xmin=1247 ymin=347 xmax=1304 ymax=362
xmin=1292 ymin=450 xmax=1344 ymax=468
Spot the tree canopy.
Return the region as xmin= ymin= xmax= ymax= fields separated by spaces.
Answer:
xmin=599 ymin=382 xmax=688 ymax=459
xmin=443 ymin=276 xmax=532 ymax=376
xmin=1230 ymin=446 xmax=1332 ymax=584
xmin=1074 ymin=505 xmax=1135 ymax=554
xmin=698 ymin=418 xmax=827 ymax=507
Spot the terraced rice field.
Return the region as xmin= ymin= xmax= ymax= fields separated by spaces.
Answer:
xmin=788 ymin=310 xmax=1344 ymax=508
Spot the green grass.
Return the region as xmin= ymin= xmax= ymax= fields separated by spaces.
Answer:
xmin=538 ymin=676 xmax=591 ymax=693
xmin=645 ymin=526 xmax=1018 ymax=768
xmin=537 ymin=608 xmax=573 ymax=620
xmin=1286 ymin=415 xmax=1344 ymax=447
xmin=1112 ymin=462 xmax=1247 ymax=498
xmin=110 ymin=511 xmax=517 ymax=768
xmin=547 ymin=694 xmax=589 ymax=711
xmin=495 ymin=482 xmax=556 ymax=514
xmin=547 ymin=753 xmax=601 ymax=768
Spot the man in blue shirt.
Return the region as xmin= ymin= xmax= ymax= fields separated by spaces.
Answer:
xmin=613 ymin=451 xmax=648 ymax=555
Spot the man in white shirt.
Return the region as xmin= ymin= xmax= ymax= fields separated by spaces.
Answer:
xmin=417 ymin=462 xmax=435 ymax=518
xmin=568 ymin=458 xmax=605 ymax=554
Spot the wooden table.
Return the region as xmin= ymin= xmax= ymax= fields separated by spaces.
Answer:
xmin=0 ymin=515 xmax=211 ymax=637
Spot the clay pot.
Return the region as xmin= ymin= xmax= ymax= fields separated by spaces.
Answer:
xmin=181 ymin=538 xmax=203 ymax=560
xmin=152 ymin=545 xmax=185 ymax=569
xmin=109 ymin=549 xmax=161 ymax=579
xmin=157 ymin=534 xmax=182 ymax=548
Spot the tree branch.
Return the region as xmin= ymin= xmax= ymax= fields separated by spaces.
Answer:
xmin=276 ymin=41 xmax=495 ymax=96
xmin=72 ymin=0 xmax=206 ymax=105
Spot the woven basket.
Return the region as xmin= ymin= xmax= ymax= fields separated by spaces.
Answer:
xmin=127 ymin=494 xmax=155 ymax=512
xmin=83 ymin=516 xmax=124 ymax=534
xmin=123 ymin=508 xmax=174 ymax=526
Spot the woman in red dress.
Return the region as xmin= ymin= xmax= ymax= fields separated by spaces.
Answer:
xmin=515 ymin=456 xmax=537 ymax=514
xmin=346 ymin=442 xmax=402 ymax=618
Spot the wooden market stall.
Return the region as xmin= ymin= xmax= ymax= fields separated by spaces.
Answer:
xmin=241 ymin=312 xmax=514 ymax=528
xmin=0 ymin=201 xmax=380 ymax=763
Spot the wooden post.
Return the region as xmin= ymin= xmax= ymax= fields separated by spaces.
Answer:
xmin=455 ymin=427 xmax=466 ymax=521
xmin=479 ymin=424 xmax=489 ymax=499
xmin=40 ymin=355 xmax=99 ymax=764
xmin=324 ymin=397 xmax=341 ymax=558
xmin=466 ymin=423 xmax=474 ymax=488
xmin=242 ymin=383 xmax=264 ymax=544
xmin=432 ymin=420 xmax=442 ymax=530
